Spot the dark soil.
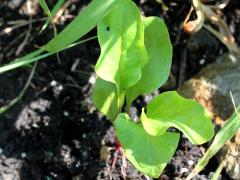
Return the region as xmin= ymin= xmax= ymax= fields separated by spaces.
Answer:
xmin=0 ymin=0 xmax=239 ymax=179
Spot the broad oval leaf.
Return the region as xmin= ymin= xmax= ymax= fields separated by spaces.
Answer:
xmin=141 ymin=91 xmax=214 ymax=144
xmin=95 ymin=0 xmax=148 ymax=91
xmin=92 ymin=78 xmax=118 ymax=121
xmin=43 ymin=0 xmax=119 ymax=52
xmin=115 ymin=113 xmax=180 ymax=178
xmin=126 ymin=17 xmax=172 ymax=106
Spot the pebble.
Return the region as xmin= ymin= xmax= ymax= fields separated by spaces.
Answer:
xmin=82 ymin=134 xmax=87 ymax=139
xmin=188 ymin=160 xmax=194 ymax=166
xmin=57 ymin=85 xmax=63 ymax=91
xmin=63 ymin=111 xmax=69 ymax=117
xmin=80 ymin=118 xmax=85 ymax=122
xmin=89 ymin=75 xmax=96 ymax=84
xmin=199 ymin=58 xmax=206 ymax=65
xmin=180 ymin=167 xmax=189 ymax=174
xmin=50 ymin=80 xmax=57 ymax=87
xmin=50 ymin=172 xmax=58 ymax=178
xmin=75 ymin=161 xmax=81 ymax=168
xmin=21 ymin=152 xmax=27 ymax=158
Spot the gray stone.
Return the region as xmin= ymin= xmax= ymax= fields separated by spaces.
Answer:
xmin=179 ymin=53 xmax=240 ymax=121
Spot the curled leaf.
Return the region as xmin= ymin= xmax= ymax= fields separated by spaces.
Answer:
xmin=115 ymin=113 xmax=180 ymax=178
xmin=141 ymin=91 xmax=214 ymax=144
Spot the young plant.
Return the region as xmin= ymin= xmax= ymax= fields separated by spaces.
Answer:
xmin=92 ymin=0 xmax=214 ymax=178
xmin=0 ymin=0 xmax=214 ymax=177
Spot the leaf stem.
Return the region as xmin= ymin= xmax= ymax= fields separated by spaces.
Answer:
xmin=126 ymin=100 xmax=132 ymax=115
xmin=118 ymin=89 xmax=125 ymax=114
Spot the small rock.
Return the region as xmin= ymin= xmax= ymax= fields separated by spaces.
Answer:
xmin=63 ymin=111 xmax=69 ymax=117
xmin=60 ymin=145 xmax=74 ymax=166
xmin=20 ymin=152 xmax=27 ymax=158
xmin=188 ymin=160 xmax=194 ymax=166
xmin=50 ymin=80 xmax=58 ymax=87
xmin=179 ymin=53 xmax=240 ymax=121
xmin=100 ymin=146 xmax=111 ymax=161
xmin=129 ymin=106 xmax=139 ymax=122
xmin=180 ymin=167 xmax=189 ymax=174
xmin=82 ymin=134 xmax=87 ymax=139
xmin=89 ymin=74 xmax=96 ymax=84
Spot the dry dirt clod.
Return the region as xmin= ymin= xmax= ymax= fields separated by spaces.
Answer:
xmin=178 ymin=52 xmax=240 ymax=179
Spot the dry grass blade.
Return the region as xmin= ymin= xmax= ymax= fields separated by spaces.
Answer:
xmin=0 ymin=62 xmax=38 ymax=114
xmin=184 ymin=0 xmax=240 ymax=54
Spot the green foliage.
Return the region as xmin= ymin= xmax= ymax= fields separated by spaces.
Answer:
xmin=211 ymin=161 xmax=225 ymax=180
xmin=41 ymin=0 xmax=65 ymax=32
xmin=92 ymin=0 xmax=214 ymax=177
xmin=141 ymin=91 xmax=214 ymax=144
xmin=0 ymin=49 xmax=44 ymax=74
xmin=126 ymin=17 xmax=172 ymax=108
xmin=115 ymin=113 xmax=180 ymax=178
xmin=0 ymin=36 xmax=96 ymax=74
xmin=92 ymin=78 xmax=118 ymax=121
xmin=38 ymin=0 xmax=52 ymax=18
xmin=43 ymin=0 xmax=119 ymax=52
xmin=0 ymin=0 xmax=119 ymax=73
xmin=187 ymin=106 xmax=240 ymax=179
xmin=0 ymin=0 xmax=214 ymax=177
xmin=95 ymin=0 xmax=148 ymax=91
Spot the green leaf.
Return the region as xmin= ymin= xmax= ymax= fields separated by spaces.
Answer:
xmin=51 ymin=0 xmax=65 ymax=17
xmin=115 ymin=113 xmax=180 ymax=178
xmin=43 ymin=0 xmax=119 ymax=52
xmin=0 ymin=36 xmax=96 ymax=74
xmin=126 ymin=17 xmax=172 ymax=107
xmin=0 ymin=0 xmax=118 ymax=73
xmin=0 ymin=49 xmax=44 ymax=74
xmin=41 ymin=0 xmax=65 ymax=32
xmin=211 ymin=161 xmax=225 ymax=180
xmin=92 ymin=78 xmax=118 ymax=121
xmin=95 ymin=0 xmax=148 ymax=91
xmin=38 ymin=0 xmax=52 ymax=18
xmin=141 ymin=91 xmax=214 ymax=144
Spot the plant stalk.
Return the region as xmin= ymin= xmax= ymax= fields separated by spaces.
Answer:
xmin=118 ymin=90 xmax=125 ymax=114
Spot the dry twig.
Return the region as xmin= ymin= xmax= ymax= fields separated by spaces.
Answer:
xmin=183 ymin=0 xmax=240 ymax=54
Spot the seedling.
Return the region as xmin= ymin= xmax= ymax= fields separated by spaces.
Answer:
xmin=0 ymin=0 xmax=214 ymax=177
xmin=92 ymin=0 xmax=214 ymax=178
